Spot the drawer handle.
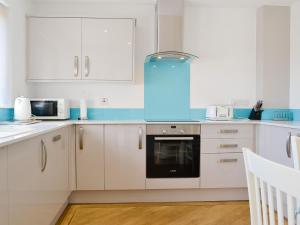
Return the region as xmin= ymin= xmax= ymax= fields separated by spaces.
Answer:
xmin=220 ymin=129 xmax=238 ymax=134
xmin=52 ymin=135 xmax=61 ymax=142
xmin=219 ymin=158 xmax=238 ymax=163
xmin=219 ymin=144 xmax=238 ymax=148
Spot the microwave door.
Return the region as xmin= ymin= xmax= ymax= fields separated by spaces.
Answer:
xmin=31 ymin=101 xmax=58 ymax=117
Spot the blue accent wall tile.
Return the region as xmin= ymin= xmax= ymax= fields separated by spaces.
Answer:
xmin=144 ymin=60 xmax=191 ymax=120
xmin=0 ymin=108 xmax=14 ymax=121
xmin=70 ymin=108 xmax=144 ymax=120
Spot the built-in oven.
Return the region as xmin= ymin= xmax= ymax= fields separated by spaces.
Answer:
xmin=146 ymin=124 xmax=200 ymax=178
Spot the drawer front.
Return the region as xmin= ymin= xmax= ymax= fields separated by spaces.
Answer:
xmin=201 ymin=139 xmax=253 ymax=153
xmin=201 ymin=124 xmax=253 ymax=139
xmin=200 ymin=153 xmax=247 ymax=188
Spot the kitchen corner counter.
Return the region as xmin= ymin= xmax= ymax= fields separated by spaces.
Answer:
xmin=2 ymin=119 xmax=300 ymax=148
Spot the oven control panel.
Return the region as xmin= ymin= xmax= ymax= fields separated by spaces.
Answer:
xmin=146 ymin=124 xmax=201 ymax=135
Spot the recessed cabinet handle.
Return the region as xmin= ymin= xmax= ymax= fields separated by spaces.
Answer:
xmin=74 ymin=56 xmax=79 ymax=77
xmin=219 ymin=144 xmax=238 ymax=148
xmin=220 ymin=129 xmax=238 ymax=134
xmin=85 ymin=56 xmax=90 ymax=77
xmin=79 ymin=127 xmax=84 ymax=150
xmin=219 ymin=158 xmax=238 ymax=163
xmin=138 ymin=127 xmax=143 ymax=150
xmin=286 ymin=132 xmax=292 ymax=158
xmin=41 ymin=140 xmax=47 ymax=172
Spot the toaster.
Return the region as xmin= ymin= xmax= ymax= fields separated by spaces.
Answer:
xmin=206 ymin=105 xmax=234 ymax=121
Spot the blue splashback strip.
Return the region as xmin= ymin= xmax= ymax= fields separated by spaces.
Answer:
xmin=70 ymin=108 xmax=145 ymax=120
xmin=0 ymin=108 xmax=14 ymax=121
xmin=1 ymin=107 xmax=299 ymax=121
xmin=144 ymin=60 xmax=191 ymax=120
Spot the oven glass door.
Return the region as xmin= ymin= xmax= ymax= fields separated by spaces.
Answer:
xmin=146 ymin=135 xmax=200 ymax=178
xmin=31 ymin=101 xmax=58 ymax=117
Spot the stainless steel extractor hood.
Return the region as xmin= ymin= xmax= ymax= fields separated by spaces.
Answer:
xmin=145 ymin=0 xmax=198 ymax=63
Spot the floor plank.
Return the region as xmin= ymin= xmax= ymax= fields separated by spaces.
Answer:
xmin=57 ymin=201 xmax=250 ymax=225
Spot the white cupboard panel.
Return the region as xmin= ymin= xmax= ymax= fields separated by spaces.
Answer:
xmin=256 ymin=125 xmax=295 ymax=168
xmin=201 ymin=138 xmax=253 ymax=154
xmin=200 ymin=153 xmax=247 ymax=188
xmin=201 ymin=124 xmax=254 ymax=139
xmin=105 ymin=125 xmax=146 ymax=190
xmin=76 ymin=125 xmax=105 ymax=190
xmin=8 ymin=137 xmax=47 ymax=225
xmin=27 ymin=17 xmax=82 ymax=80
xmin=82 ymin=18 xmax=134 ymax=81
xmin=146 ymin=178 xmax=199 ymax=189
xmin=0 ymin=147 xmax=8 ymax=225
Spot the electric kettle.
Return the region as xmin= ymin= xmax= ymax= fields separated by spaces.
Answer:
xmin=14 ymin=96 xmax=32 ymax=121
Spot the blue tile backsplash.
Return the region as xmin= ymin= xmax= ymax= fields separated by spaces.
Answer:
xmin=144 ymin=59 xmax=191 ymax=120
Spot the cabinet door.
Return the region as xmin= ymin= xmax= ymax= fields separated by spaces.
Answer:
xmin=27 ymin=17 xmax=82 ymax=80
xmin=82 ymin=18 xmax=134 ymax=81
xmin=40 ymin=128 xmax=70 ymax=219
xmin=8 ymin=137 xmax=46 ymax=225
xmin=0 ymin=147 xmax=8 ymax=225
xmin=256 ymin=125 xmax=294 ymax=167
xmin=105 ymin=125 xmax=146 ymax=190
xmin=76 ymin=125 xmax=105 ymax=190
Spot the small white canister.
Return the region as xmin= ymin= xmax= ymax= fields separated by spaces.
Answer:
xmin=80 ymin=99 xmax=88 ymax=120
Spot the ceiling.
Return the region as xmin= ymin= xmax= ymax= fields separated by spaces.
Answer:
xmin=31 ymin=0 xmax=298 ymax=7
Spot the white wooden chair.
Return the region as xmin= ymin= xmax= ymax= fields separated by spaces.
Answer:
xmin=243 ymin=148 xmax=300 ymax=225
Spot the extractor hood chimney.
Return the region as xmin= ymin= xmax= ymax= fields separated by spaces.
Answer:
xmin=145 ymin=0 xmax=198 ymax=63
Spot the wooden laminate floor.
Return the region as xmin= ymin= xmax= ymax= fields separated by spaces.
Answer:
xmin=56 ymin=201 xmax=250 ymax=225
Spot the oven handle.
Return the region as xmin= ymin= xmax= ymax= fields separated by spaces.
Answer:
xmin=154 ymin=137 xmax=194 ymax=141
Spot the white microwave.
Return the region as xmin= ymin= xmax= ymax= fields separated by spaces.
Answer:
xmin=30 ymin=99 xmax=70 ymax=120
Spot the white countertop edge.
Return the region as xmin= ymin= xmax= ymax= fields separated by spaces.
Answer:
xmin=1 ymin=119 xmax=300 ymax=148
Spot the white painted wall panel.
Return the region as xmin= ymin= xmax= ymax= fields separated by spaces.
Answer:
xmin=184 ymin=6 xmax=257 ymax=108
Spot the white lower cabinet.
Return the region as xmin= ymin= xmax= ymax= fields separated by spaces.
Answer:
xmin=7 ymin=128 xmax=69 ymax=225
xmin=76 ymin=125 xmax=105 ymax=190
xmin=256 ymin=125 xmax=298 ymax=167
xmin=200 ymin=153 xmax=247 ymax=188
xmin=0 ymin=147 xmax=8 ymax=225
xmin=105 ymin=125 xmax=146 ymax=190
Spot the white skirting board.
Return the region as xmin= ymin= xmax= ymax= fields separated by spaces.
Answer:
xmin=70 ymin=188 xmax=248 ymax=204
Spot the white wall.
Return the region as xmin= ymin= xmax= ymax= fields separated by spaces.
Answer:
xmin=184 ymin=5 xmax=257 ymax=108
xmin=290 ymin=1 xmax=300 ymax=108
xmin=0 ymin=0 xmax=31 ymax=107
xmin=28 ymin=2 xmax=155 ymax=108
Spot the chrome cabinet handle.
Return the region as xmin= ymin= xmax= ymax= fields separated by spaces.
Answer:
xmin=74 ymin=56 xmax=79 ymax=77
xmin=220 ymin=129 xmax=238 ymax=134
xmin=79 ymin=127 xmax=84 ymax=150
xmin=52 ymin=134 xmax=61 ymax=142
xmin=286 ymin=132 xmax=292 ymax=158
xmin=219 ymin=158 xmax=238 ymax=163
xmin=85 ymin=56 xmax=90 ymax=77
xmin=219 ymin=144 xmax=238 ymax=148
xmin=138 ymin=127 xmax=143 ymax=150
xmin=41 ymin=140 xmax=47 ymax=172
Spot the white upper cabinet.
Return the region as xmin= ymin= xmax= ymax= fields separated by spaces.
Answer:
xmin=82 ymin=19 xmax=135 ymax=81
xmin=105 ymin=125 xmax=146 ymax=190
xmin=27 ymin=17 xmax=135 ymax=82
xmin=27 ymin=17 xmax=82 ymax=80
xmin=0 ymin=147 xmax=8 ymax=225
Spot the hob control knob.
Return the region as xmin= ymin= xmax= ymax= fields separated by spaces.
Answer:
xmin=180 ymin=129 xmax=185 ymax=134
xmin=162 ymin=129 xmax=167 ymax=134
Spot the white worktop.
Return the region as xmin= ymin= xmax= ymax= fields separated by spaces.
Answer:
xmin=1 ymin=119 xmax=300 ymax=148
